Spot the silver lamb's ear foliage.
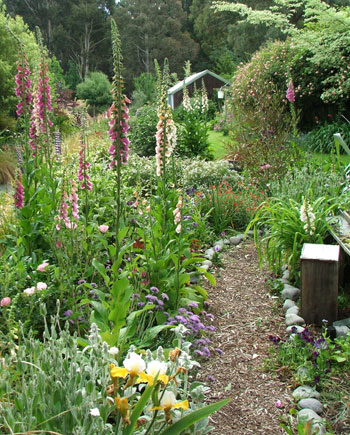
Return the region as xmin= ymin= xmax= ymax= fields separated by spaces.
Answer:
xmin=157 ymin=346 xmax=165 ymax=362
xmin=145 ymin=348 xmax=153 ymax=363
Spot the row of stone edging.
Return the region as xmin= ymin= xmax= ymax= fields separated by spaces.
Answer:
xmin=280 ymin=269 xmax=350 ymax=434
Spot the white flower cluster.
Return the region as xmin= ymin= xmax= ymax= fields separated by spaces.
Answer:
xmin=300 ymin=198 xmax=316 ymax=235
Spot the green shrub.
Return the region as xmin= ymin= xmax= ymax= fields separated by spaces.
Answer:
xmin=129 ymin=105 xmax=158 ymax=157
xmin=76 ymin=71 xmax=112 ymax=115
xmin=301 ymin=119 xmax=350 ymax=154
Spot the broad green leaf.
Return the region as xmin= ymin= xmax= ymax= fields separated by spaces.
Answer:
xmin=160 ymin=398 xmax=231 ymax=435
xmin=92 ymin=258 xmax=110 ymax=285
xmin=143 ymin=325 xmax=175 ymax=343
xmin=123 ymin=380 xmax=157 ymax=435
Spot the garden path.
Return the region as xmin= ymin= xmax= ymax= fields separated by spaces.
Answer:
xmin=198 ymin=240 xmax=292 ymax=434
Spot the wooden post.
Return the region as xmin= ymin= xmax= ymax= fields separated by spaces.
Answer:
xmin=300 ymin=244 xmax=340 ymax=326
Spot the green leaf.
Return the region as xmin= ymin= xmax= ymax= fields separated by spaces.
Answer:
xmin=143 ymin=324 xmax=175 ymax=343
xmin=332 ymin=354 xmax=346 ymax=363
xmin=160 ymin=398 xmax=231 ymax=435
xmin=92 ymin=258 xmax=110 ymax=285
xmin=197 ymin=268 xmax=216 ymax=286
xmin=123 ymin=381 xmax=157 ymax=435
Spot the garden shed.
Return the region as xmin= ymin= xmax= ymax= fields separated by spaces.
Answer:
xmin=167 ymin=70 xmax=230 ymax=109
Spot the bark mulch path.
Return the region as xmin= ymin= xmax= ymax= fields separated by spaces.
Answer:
xmin=197 ymin=240 xmax=293 ymax=434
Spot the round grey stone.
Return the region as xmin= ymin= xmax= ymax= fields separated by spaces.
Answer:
xmin=229 ymin=236 xmax=242 ymax=245
xmin=282 ymin=269 xmax=290 ymax=280
xmin=334 ymin=325 xmax=350 ymax=338
xmin=283 ymin=299 xmax=296 ymax=310
xmin=286 ymin=305 xmax=299 ymax=316
xmin=285 ymin=313 xmax=305 ymax=326
xmin=281 ymin=284 xmax=300 ymax=301
xmin=297 ymin=366 xmax=310 ymax=379
xmin=298 ymin=398 xmax=324 ymax=414
xmin=201 ymin=260 xmax=213 ymax=268
xmin=297 ymin=409 xmax=326 ymax=434
xmin=205 ymin=248 xmax=214 ymax=260
xmin=214 ymin=240 xmax=224 ymax=249
xmin=200 ymin=264 xmax=209 ymax=271
xmin=293 ymin=386 xmax=320 ymax=400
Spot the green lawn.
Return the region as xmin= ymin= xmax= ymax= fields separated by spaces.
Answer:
xmin=208 ymin=130 xmax=229 ymax=160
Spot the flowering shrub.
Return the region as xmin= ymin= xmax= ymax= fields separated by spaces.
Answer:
xmin=196 ymin=179 xmax=266 ymax=234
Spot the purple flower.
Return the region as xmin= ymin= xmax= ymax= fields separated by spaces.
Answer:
xmin=202 ymin=346 xmax=211 ymax=357
xmin=150 ymin=286 xmax=159 ymax=294
xmin=156 ymin=299 xmax=164 ymax=306
xmin=163 ymin=311 xmax=170 ymax=317
xmin=137 ymin=302 xmax=145 ymax=308
xmin=145 ymin=295 xmax=158 ymax=302
xmin=175 ymin=315 xmax=187 ymax=324
xmin=90 ymin=283 xmax=97 ymax=288
xmin=206 ymin=325 xmax=215 ymax=332
xmin=192 ymin=222 xmax=198 ymax=228
xmin=178 ymin=307 xmax=187 ymax=314
xmin=63 ymin=310 xmax=73 ymax=317
xmin=205 ymin=313 xmax=215 ymax=321
xmin=161 ymin=293 xmax=169 ymax=301
xmin=131 ymin=293 xmax=140 ymax=300
xmin=215 ymin=348 xmax=223 ymax=356
xmin=188 ymin=301 xmax=198 ymax=309
xmin=286 ymin=80 xmax=295 ymax=103
xmin=208 ymin=375 xmax=216 ymax=382
xmin=78 ymin=279 xmax=86 ymax=285
xmin=203 ymin=301 xmax=210 ymax=308
xmin=194 ymin=350 xmax=204 ymax=357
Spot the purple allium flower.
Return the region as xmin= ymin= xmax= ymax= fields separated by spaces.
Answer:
xmin=145 ymin=295 xmax=158 ymax=302
xmin=161 ymin=293 xmax=169 ymax=301
xmin=178 ymin=308 xmax=187 ymax=314
xmin=63 ymin=310 xmax=73 ymax=317
xmin=150 ymin=286 xmax=159 ymax=294
xmin=175 ymin=315 xmax=187 ymax=324
xmin=190 ymin=314 xmax=200 ymax=323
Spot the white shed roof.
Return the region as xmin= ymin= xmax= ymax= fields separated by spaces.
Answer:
xmin=167 ymin=70 xmax=230 ymax=96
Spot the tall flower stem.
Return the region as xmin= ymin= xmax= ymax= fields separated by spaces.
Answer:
xmin=109 ymin=19 xmax=130 ymax=260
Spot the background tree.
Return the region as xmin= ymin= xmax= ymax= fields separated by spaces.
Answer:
xmin=114 ymin=0 xmax=199 ymax=91
xmin=0 ymin=0 xmax=39 ymax=129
